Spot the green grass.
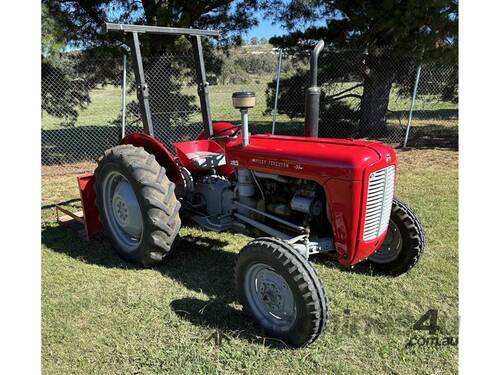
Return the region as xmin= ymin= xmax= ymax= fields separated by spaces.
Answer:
xmin=41 ymin=148 xmax=458 ymax=374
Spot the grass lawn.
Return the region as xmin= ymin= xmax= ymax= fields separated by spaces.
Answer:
xmin=41 ymin=147 xmax=458 ymax=374
xmin=42 ymin=82 xmax=458 ymax=131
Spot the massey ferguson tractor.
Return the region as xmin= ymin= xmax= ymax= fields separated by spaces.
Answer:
xmin=88 ymin=23 xmax=425 ymax=347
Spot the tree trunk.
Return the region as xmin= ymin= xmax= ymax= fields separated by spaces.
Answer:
xmin=359 ymin=67 xmax=396 ymax=138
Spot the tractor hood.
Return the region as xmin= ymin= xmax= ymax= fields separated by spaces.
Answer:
xmin=226 ymin=134 xmax=396 ymax=182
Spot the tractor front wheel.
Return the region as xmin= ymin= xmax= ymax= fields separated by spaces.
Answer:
xmin=367 ymin=198 xmax=425 ymax=276
xmin=94 ymin=144 xmax=181 ymax=266
xmin=235 ymin=237 xmax=328 ymax=347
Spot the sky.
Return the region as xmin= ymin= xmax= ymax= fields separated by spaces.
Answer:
xmin=242 ymin=10 xmax=326 ymax=41
xmin=244 ymin=11 xmax=288 ymax=40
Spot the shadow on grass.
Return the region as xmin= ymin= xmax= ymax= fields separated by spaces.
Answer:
xmin=170 ymin=297 xmax=290 ymax=349
xmin=42 ymin=107 xmax=457 ymax=168
xmin=313 ymin=253 xmax=390 ymax=277
xmin=403 ymin=123 xmax=458 ymax=150
xmin=41 ymin=223 xmax=235 ymax=285
xmin=42 ymin=125 xmax=122 ymax=166
xmin=42 ymin=223 xmax=128 ymax=268
xmin=41 ymin=123 xmax=200 ymax=166
xmin=41 ymin=223 xmax=291 ymax=348
xmin=388 ymin=108 xmax=458 ymax=121
xmin=250 ymin=109 xmax=457 ymax=150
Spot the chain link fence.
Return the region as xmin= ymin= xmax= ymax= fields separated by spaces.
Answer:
xmin=42 ymin=48 xmax=458 ymax=176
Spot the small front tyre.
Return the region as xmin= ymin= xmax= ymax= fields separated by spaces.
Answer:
xmin=234 ymin=237 xmax=328 ymax=347
xmin=367 ymin=198 xmax=425 ymax=276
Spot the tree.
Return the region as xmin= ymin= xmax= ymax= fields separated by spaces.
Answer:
xmin=44 ymin=1 xmax=259 ymax=53
xmin=42 ymin=4 xmax=67 ymax=56
xmin=42 ymin=1 xmax=259 ymax=130
xmin=220 ymin=60 xmax=249 ymax=84
xmin=250 ymin=36 xmax=259 ymax=45
xmin=262 ymin=0 xmax=458 ymax=137
xmin=235 ymin=54 xmax=276 ymax=74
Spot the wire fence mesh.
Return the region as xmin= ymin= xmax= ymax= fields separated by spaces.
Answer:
xmin=41 ymin=48 xmax=458 ymax=177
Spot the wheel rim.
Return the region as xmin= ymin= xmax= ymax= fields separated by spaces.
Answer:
xmin=244 ymin=263 xmax=297 ymax=330
xmin=369 ymin=220 xmax=403 ymax=264
xmin=101 ymin=170 xmax=143 ymax=253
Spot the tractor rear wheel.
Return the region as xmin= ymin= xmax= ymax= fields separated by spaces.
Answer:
xmin=367 ymin=198 xmax=425 ymax=276
xmin=234 ymin=237 xmax=328 ymax=347
xmin=94 ymin=144 xmax=181 ymax=266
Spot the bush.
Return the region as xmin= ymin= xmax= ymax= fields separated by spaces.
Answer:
xmin=220 ymin=63 xmax=249 ymax=85
xmin=234 ymin=54 xmax=276 ymax=74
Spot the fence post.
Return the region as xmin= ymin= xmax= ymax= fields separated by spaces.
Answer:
xmin=271 ymin=49 xmax=283 ymax=135
xmin=403 ymin=63 xmax=422 ymax=147
xmin=121 ymin=54 xmax=127 ymax=139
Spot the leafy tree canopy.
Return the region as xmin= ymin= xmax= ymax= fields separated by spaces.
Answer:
xmin=43 ymin=0 xmax=259 ymax=55
xmin=42 ymin=3 xmax=67 ymax=56
xmin=263 ymin=0 xmax=457 ymax=62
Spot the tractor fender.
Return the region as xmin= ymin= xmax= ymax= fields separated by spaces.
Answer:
xmin=120 ymin=133 xmax=182 ymax=183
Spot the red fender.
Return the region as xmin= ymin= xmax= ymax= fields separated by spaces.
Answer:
xmin=120 ymin=133 xmax=182 ymax=183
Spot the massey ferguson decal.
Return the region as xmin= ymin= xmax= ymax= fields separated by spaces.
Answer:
xmin=250 ymin=158 xmax=303 ymax=171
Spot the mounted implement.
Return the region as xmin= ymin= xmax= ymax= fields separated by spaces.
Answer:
xmin=83 ymin=23 xmax=425 ymax=347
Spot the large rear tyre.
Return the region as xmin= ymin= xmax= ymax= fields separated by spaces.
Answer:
xmin=367 ymin=198 xmax=425 ymax=276
xmin=234 ymin=237 xmax=328 ymax=347
xmin=94 ymin=144 xmax=181 ymax=266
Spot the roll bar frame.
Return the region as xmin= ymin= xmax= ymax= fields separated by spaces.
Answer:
xmin=105 ymin=22 xmax=219 ymax=137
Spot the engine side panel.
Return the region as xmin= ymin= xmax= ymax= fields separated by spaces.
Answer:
xmin=322 ymin=178 xmax=362 ymax=265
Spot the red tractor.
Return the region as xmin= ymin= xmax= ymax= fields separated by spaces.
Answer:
xmin=91 ymin=23 xmax=425 ymax=347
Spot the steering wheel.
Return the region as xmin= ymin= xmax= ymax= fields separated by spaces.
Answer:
xmin=208 ymin=124 xmax=241 ymax=140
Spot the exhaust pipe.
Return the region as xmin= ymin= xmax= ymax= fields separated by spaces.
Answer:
xmin=304 ymin=40 xmax=324 ymax=138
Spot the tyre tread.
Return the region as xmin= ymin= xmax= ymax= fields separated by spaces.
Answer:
xmin=95 ymin=144 xmax=181 ymax=266
xmin=235 ymin=237 xmax=328 ymax=347
xmin=367 ymin=198 xmax=425 ymax=276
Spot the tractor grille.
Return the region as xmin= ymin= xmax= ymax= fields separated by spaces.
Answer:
xmin=363 ymin=165 xmax=395 ymax=241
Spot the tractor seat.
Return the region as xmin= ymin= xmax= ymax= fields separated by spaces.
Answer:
xmin=185 ymin=151 xmax=226 ymax=170
xmin=173 ymin=140 xmax=227 ymax=172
